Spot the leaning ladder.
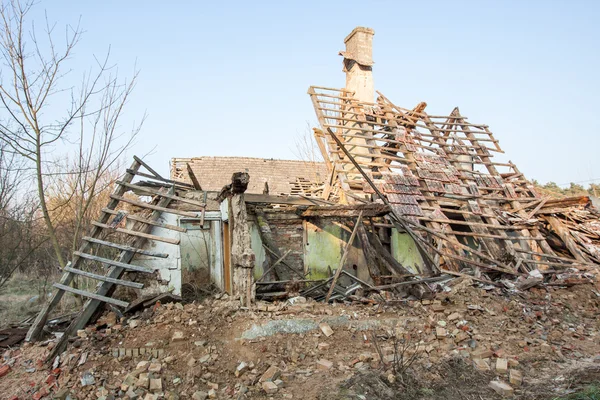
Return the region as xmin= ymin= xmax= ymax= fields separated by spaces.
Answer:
xmin=26 ymin=156 xmax=204 ymax=359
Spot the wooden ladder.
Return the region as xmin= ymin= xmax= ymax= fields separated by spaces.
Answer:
xmin=26 ymin=156 xmax=204 ymax=359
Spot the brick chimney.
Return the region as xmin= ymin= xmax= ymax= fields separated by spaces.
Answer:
xmin=340 ymin=27 xmax=375 ymax=103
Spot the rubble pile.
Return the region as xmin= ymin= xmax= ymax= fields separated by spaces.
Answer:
xmin=1 ymin=279 xmax=600 ymax=399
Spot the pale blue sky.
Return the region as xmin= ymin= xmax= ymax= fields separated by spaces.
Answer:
xmin=29 ymin=0 xmax=600 ymax=186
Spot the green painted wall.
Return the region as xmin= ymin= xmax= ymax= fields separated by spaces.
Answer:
xmin=248 ymin=221 xmax=267 ymax=280
xmin=304 ymin=219 xmax=369 ymax=282
xmin=391 ymin=230 xmax=425 ymax=274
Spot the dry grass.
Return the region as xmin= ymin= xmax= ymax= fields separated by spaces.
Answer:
xmin=0 ymin=272 xmax=79 ymax=328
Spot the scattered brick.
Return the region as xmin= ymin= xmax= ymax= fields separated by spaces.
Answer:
xmin=489 ymin=380 xmax=514 ymax=397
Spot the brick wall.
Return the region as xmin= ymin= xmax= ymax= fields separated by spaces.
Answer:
xmin=263 ymin=211 xmax=304 ymax=275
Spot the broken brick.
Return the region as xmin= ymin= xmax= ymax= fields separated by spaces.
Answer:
xmin=319 ymin=322 xmax=334 ymax=337
xmin=0 ymin=364 xmax=10 ymax=378
xmin=496 ymin=358 xmax=508 ymax=374
xmin=259 ymin=365 xmax=281 ymax=382
xmin=317 ymin=359 xmax=334 ymax=370
xmin=262 ymin=381 xmax=278 ymax=394
xmin=509 ymin=369 xmax=523 ymax=387
xmin=489 ymin=380 xmax=514 ymax=397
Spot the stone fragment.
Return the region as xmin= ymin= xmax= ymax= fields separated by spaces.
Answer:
xmin=192 ymin=392 xmax=208 ymax=400
xmin=319 ymin=322 xmax=334 ymax=337
xmin=436 ymin=327 xmax=447 ymax=338
xmin=509 ymin=369 xmax=523 ymax=387
xmin=489 ymin=380 xmax=514 ymax=397
xmin=208 ymin=389 xmax=217 ymax=398
xmin=129 ymin=319 xmax=141 ymax=329
xmin=171 ymin=331 xmax=185 ymax=341
xmin=259 ymin=365 xmax=281 ymax=382
xmin=448 ymin=312 xmax=460 ymax=321
xmin=121 ymin=374 xmax=136 ymax=391
xmin=126 ymin=388 xmax=139 ymax=399
xmin=136 ymin=361 xmax=150 ymax=371
xmin=473 ymin=358 xmax=490 ymax=371
xmin=496 ymin=358 xmax=508 ymax=374
xmin=318 ymin=342 xmax=330 ymax=351
xmin=149 ymin=378 xmax=162 ymax=392
xmin=262 ymin=381 xmax=279 ymax=394
xmin=274 ymin=379 xmax=285 ymax=388
xmin=199 ymin=354 xmax=211 ymax=364
xmin=136 ymin=373 xmax=150 ymax=389
xmin=472 ymin=349 xmax=493 ymax=359
xmin=148 ymin=362 xmax=162 ymax=373
xmin=317 ymin=359 xmax=334 ymax=370
xmin=235 ymin=362 xmax=248 ymax=377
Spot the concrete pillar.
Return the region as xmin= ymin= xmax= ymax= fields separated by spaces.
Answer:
xmin=341 ymin=27 xmax=375 ymax=103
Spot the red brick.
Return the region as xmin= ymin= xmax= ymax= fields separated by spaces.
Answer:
xmin=0 ymin=364 xmax=10 ymax=378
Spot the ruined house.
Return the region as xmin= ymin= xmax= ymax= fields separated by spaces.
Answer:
xmin=29 ymin=27 xmax=600 ymax=359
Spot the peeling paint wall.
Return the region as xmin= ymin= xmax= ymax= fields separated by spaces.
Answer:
xmin=303 ymin=218 xmax=369 ymax=282
xmin=248 ymin=221 xmax=268 ymax=280
xmin=130 ymin=211 xmax=223 ymax=295
xmin=130 ymin=213 xmax=182 ymax=295
xmin=390 ymin=230 xmax=425 ymax=274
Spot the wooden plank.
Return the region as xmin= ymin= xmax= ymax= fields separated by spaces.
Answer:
xmin=133 ymin=155 xmax=165 ymax=180
xmin=186 ymin=163 xmax=202 ymax=190
xmin=73 ymin=251 xmax=155 ymax=273
xmin=245 ymin=193 xmax=333 ymax=206
xmin=257 ymin=249 xmax=292 ymax=282
xmin=92 ymin=221 xmax=180 ymax=245
xmin=126 ymin=169 xmax=194 ymax=189
xmin=525 ymin=197 xmax=548 ymax=220
xmin=298 ymin=204 xmax=390 ymax=218
xmin=110 ymin=194 xmax=198 ymax=218
xmin=48 ymin=187 xmax=175 ymax=360
xmin=102 ymin=208 xmax=187 ymax=233
xmin=82 ymin=236 xmax=169 ymax=258
xmin=27 ymin=158 xmax=143 ymax=342
xmin=53 ymin=283 xmax=129 ymax=308
xmin=116 ymin=180 xmax=206 ymax=208
xmin=325 ymin=211 xmax=363 ymax=302
xmin=64 ymin=266 xmax=144 ymax=289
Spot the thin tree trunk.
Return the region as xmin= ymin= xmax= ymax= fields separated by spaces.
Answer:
xmin=35 ymin=141 xmax=65 ymax=268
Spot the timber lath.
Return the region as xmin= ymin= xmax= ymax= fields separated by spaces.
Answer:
xmin=308 ymin=86 xmax=599 ymax=275
xmin=26 ymin=156 xmax=204 ymax=360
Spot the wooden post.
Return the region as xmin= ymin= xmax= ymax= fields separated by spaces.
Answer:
xmin=222 ymin=173 xmax=256 ymax=306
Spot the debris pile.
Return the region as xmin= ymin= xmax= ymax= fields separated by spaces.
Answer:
xmin=2 ymin=279 xmax=600 ymax=399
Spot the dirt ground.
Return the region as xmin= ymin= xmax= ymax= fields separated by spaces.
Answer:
xmin=1 ymin=278 xmax=600 ymax=399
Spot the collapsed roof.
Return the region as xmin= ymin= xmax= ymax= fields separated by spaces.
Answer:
xmin=307 ymin=85 xmax=600 ymax=276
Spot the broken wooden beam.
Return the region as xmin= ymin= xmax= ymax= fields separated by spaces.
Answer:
xmin=64 ymin=266 xmax=144 ymax=289
xmin=102 ymin=208 xmax=187 ymax=233
xmin=186 ymin=163 xmax=202 ymax=190
xmin=82 ymin=236 xmax=169 ymax=258
xmin=91 ymin=221 xmax=180 ymax=245
xmin=73 ymin=251 xmax=155 ymax=274
xmin=297 ymin=203 xmax=390 ymax=218
xmin=53 ymin=283 xmax=129 ymax=308
xmin=110 ymin=195 xmax=199 ymax=218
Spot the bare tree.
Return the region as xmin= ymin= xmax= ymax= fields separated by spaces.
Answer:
xmin=0 ymin=0 xmax=141 ymax=268
xmin=0 ymin=140 xmax=45 ymax=290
